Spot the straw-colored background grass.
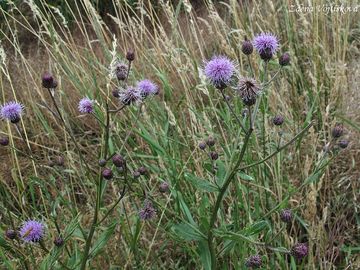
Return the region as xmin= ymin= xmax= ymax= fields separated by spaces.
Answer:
xmin=0 ymin=0 xmax=359 ymax=269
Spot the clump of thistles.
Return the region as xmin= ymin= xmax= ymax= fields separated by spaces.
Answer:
xmin=137 ymin=79 xmax=159 ymax=98
xmin=19 ymin=220 xmax=45 ymax=243
xmin=245 ymin=254 xmax=262 ymax=268
xmin=139 ymin=200 xmax=156 ymax=220
xmin=253 ymin=33 xmax=279 ymax=61
xmin=78 ymin=97 xmax=95 ymax=114
xmin=119 ymin=86 xmax=142 ymax=106
xmin=291 ymin=243 xmax=308 ymax=260
xmin=0 ymin=101 xmax=24 ymax=123
xmin=236 ymin=78 xmax=261 ymax=106
xmin=204 ymin=56 xmax=235 ymax=89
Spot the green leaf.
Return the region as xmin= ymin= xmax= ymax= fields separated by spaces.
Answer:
xmin=185 ymin=173 xmax=218 ymax=192
xmin=198 ymin=240 xmax=211 ymax=270
xmin=88 ymin=221 xmax=117 ymax=259
xmin=171 ymin=222 xmax=206 ymax=241
xmin=237 ymin=171 xmax=255 ymax=181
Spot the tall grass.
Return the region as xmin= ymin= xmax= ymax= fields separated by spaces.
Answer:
xmin=0 ymin=0 xmax=359 ymax=269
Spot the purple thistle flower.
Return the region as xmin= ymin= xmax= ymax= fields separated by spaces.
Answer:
xmin=137 ymin=79 xmax=159 ymax=98
xmin=0 ymin=101 xmax=24 ymax=123
xmin=119 ymin=86 xmax=142 ymax=106
xmin=139 ymin=200 xmax=156 ymax=220
xmin=19 ymin=220 xmax=45 ymax=243
xmin=204 ymin=56 xmax=235 ymax=89
xmin=291 ymin=243 xmax=308 ymax=260
xmin=78 ymin=97 xmax=95 ymax=114
xmin=253 ymin=33 xmax=279 ymax=60
xmin=245 ymin=254 xmax=262 ymax=268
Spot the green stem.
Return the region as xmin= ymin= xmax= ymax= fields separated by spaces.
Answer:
xmin=208 ymin=125 xmax=253 ymax=269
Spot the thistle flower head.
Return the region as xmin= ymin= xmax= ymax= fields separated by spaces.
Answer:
xmin=0 ymin=101 xmax=24 ymax=123
xmin=78 ymin=97 xmax=94 ymax=114
xmin=236 ymin=77 xmax=261 ymax=106
xmin=338 ymin=139 xmax=349 ymax=149
xmin=5 ymin=229 xmax=17 ymax=240
xmin=332 ymin=123 xmax=344 ymax=138
xmin=245 ymin=254 xmax=262 ymax=268
xmin=54 ymin=237 xmax=64 ymax=247
xmin=253 ymin=33 xmax=279 ymax=60
xmin=119 ymin=86 xmax=142 ymax=106
xmin=279 ymin=53 xmax=290 ymax=66
xmin=102 ymin=168 xmax=113 ymax=180
xmin=139 ymin=200 xmax=156 ymax=220
xmin=273 ymin=115 xmax=284 ymax=126
xmin=19 ymin=220 xmax=45 ymax=243
xmin=0 ymin=137 xmax=9 ymax=146
xmin=204 ymin=56 xmax=235 ymax=89
xmin=126 ymin=49 xmax=135 ymax=62
xmin=291 ymin=243 xmax=308 ymax=260
xmin=137 ymin=79 xmax=159 ymax=98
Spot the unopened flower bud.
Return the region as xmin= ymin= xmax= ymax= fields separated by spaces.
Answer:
xmin=259 ymin=48 xmax=273 ymax=61
xmin=5 ymin=229 xmax=16 ymax=240
xmin=126 ymin=50 xmax=135 ymax=62
xmin=338 ymin=139 xmax=349 ymax=149
xmin=112 ymin=88 xmax=120 ymax=98
xmin=245 ymin=255 xmax=262 ymax=268
xmin=332 ymin=124 xmax=344 ymax=138
xmin=0 ymin=137 xmax=9 ymax=146
xmin=55 ymin=156 xmax=65 ymax=166
xmin=133 ymin=170 xmax=141 ymax=179
xmin=279 ymin=53 xmax=290 ymax=66
xmin=241 ymin=39 xmax=253 ymax=55
xmin=98 ymin=159 xmax=106 ymax=167
xmin=206 ymin=137 xmax=216 ymax=147
xmin=199 ymin=141 xmax=206 ymax=150
xmin=272 ymin=115 xmax=284 ymax=126
xmin=102 ymin=168 xmax=113 ymax=180
xmin=54 ymin=237 xmax=64 ymax=247
xmin=159 ymin=182 xmax=169 ymax=193
xmin=280 ymin=209 xmax=292 ymax=223
xmin=42 ymin=73 xmax=57 ymax=89
xmin=138 ymin=166 xmax=147 ymax=175
xmin=112 ymin=154 xmax=125 ymax=167
xmin=291 ymin=243 xmax=308 ymax=260
xmin=209 ymin=151 xmax=219 ymax=161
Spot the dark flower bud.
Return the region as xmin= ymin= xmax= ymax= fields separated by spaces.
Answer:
xmin=42 ymin=73 xmax=57 ymax=89
xmin=48 ymin=160 xmax=55 ymax=167
xmin=114 ymin=63 xmax=128 ymax=81
xmin=54 ymin=237 xmax=64 ymax=247
xmin=126 ymin=50 xmax=135 ymax=62
xmin=206 ymin=137 xmax=216 ymax=147
xmin=199 ymin=141 xmax=206 ymax=150
xmin=98 ymin=159 xmax=106 ymax=167
xmin=138 ymin=166 xmax=147 ymax=175
xmin=133 ymin=170 xmax=141 ymax=179
xmin=291 ymin=243 xmax=308 ymax=260
xmin=279 ymin=53 xmax=290 ymax=66
xmin=0 ymin=137 xmax=9 ymax=146
xmin=338 ymin=139 xmax=349 ymax=149
xmin=332 ymin=124 xmax=344 ymax=138
xmin=102 ymin=168 xmax=113 ymax=180
xmin=209 ymin=151 xmax=219 ymax=161
xmin=259 ymin=48 xmax=273 ymax=61
xmin=272 ymin=115 xmax=284 ymax=126
xmin=241 ymin=40 xmax=253 ymax=55
xmin=280 ymin=209 xmax=292 ymax=223
xmin=5 ymin=229 xmax=17 ymax=240
xmin=245 ymin=254 xmax=262 ymax=268
xmin=112 ymin=88 xmax=120 ymax=98
xmin=112 ymin=154 xmax=125 ymax=167
xmin=159 ymin=182 xmax=169 ymax=193
xmin=10 ymin=115 xmax=21 ymax=124
xmin=55 ymin=156 xmax=65 ymax=166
